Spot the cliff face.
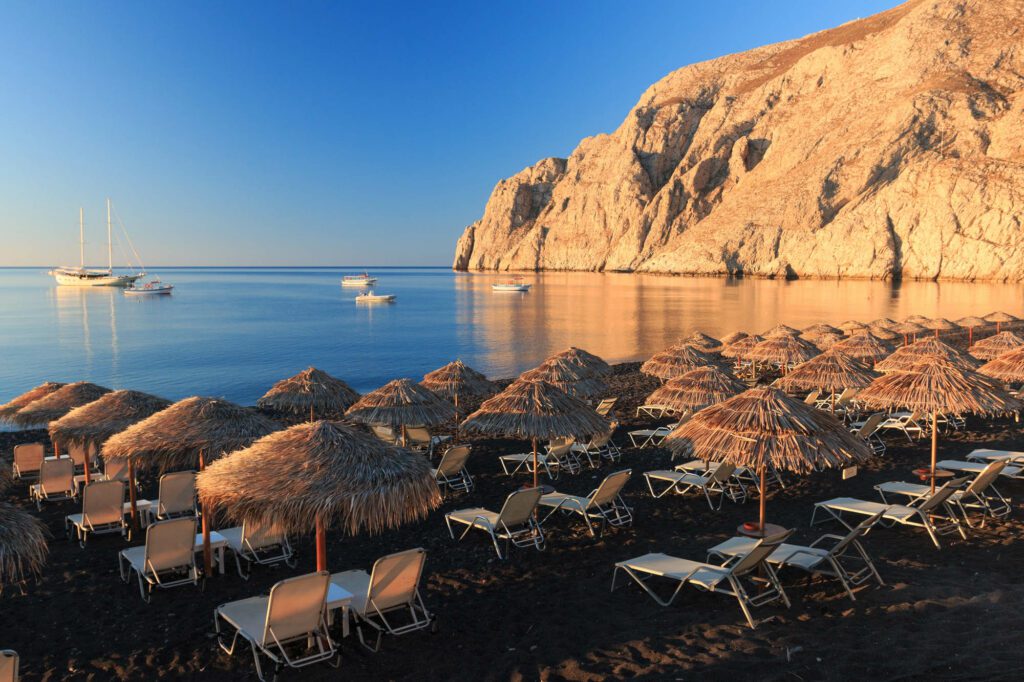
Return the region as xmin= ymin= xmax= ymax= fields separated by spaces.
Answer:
xmin=453 ymin=0 xmax=1024 ymax=280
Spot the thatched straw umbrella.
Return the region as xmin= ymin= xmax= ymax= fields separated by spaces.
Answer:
xmin=103 ymin=397 xmax=279 ymax=574
xmin=521 ymin=357 xmax=608 ymax=399
xmin=257 ymin=367 xmax=360 ymax=422
xmin=922 ymin=318 xmax=960 ymax=339
xmin=984 ymin=311 xmax=1019 ymax=333
xmin=11 ymin=382 xmax=111 ymax=432
xmin=422 ymin=359 xmax=498 ymax=410
xmin=0 ymin=502 xmax=47 ymax=593
xmin=197 ymin=421 xmax=440 ymax=571
xmin=747 ymin=335 xmax=819 ymax=375
xmin=763 ymin=324 xmax=800 ymax=338
xmin=868 ymin=325 xmax=900 ymax=342
xmin=0 ymin=382 xmax=65 ymax=424
xmin=871 ymin=318 xmax=899 ymax=330
xmin=858 ymin=358 xmax=1020 ymax=492
xmin=906 ymin=314 xmax=931 ymax=324
xmin=462 ymin=379 xmax=609 ymax=489
xmin=800 ymin=331 xmax=842 ymax=351
xmin=720 ymin=334 xmax=763 ymax=360
xmin=680 ymin=331 xmax=723 ymax=353
xmin=664 ymin=387 xmax=870 ymax=533
xmin=831 ymin=333 xmax=892 ymax=365
xmin=720 ymin=331 xmax=749 ymax=346
xmin=892 ymin=321 xmax=927 ymax=346
xmin=969 ymin=332 xmax=1024 ymax=361
xmin=875 ymin=338 xmax=978 ymax=374
xmin=48 ymin=390 xmax=171 ymax=485
xmin=957 ymin=316 xmax=990 ymax=346
xmin=550 ymin=347 xmax=613 ymax=378
xmin=838 ymin=320 xmax=870 ymax=334
xmin=644 ymin=366 xmax=745 ymax=415
xmin=775 ymin=350 xmax=878 ymax=412
xmin=641 ymin=345 xmax=717 ymax=381
xmin=978 ymin=347 xmax=1024 ymax=383
xmin=803 ymin=323 xmax=843 ymax=336
xmin=346 ymin=378 xmax=455 ymax=446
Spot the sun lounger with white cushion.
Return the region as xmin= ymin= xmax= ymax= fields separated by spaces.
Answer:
xmin=147 ymin=470 xmax=197 ymax=522
xmin=65 ymin=480 xmax=127 ymax=546
xmin=935 ymin=459 xmax=1023 ymax=480
xmin=445 ymin=487 xmax=544 ymax=559
xmin=219 ymin=520 xmax=296 ymax=579
xmin=966 ymin=449 xmax=1024 ymax=465
xmin=119 ymin=516 xmax=200 ymax=601
xmin=644 ymin=463 xmax=745 ymax=509
xmin=29 ymin=457 xmax=76 ymax=510
xmin=499 ymin=443 xmax=580 ymax=480
xmin=875 ymin=461 xmax=1011 ymax=526
xmin=539 ymin=469 xmax=633 ymax=536
xmin=431 ymin=444 xmax=473 ymax=494
xmin=12 ymin=443 xmax=44 ymax=482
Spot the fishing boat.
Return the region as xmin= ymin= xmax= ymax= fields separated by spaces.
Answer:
xmin=49 ymin=200 xmax=146 ymax=287
xmin=492 ymin=277 xmax=531 ymax=292
xmin=341 ymin=273 xmax=378 ymax=287
xmin=355 ymin=292 xmax=396 ymax=304
xmin=124 ymin=279 xmax=174 ymax=296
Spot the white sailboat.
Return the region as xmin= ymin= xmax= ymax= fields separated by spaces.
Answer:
xmin=50 ymin=199 xmax=145 ymax=287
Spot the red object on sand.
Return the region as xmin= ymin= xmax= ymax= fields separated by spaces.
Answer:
xmin=742 ymin=521 xmax=759 ymax=532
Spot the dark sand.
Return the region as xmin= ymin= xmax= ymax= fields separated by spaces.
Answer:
xmin=3 ymin=363 xmax=1023 ymax=681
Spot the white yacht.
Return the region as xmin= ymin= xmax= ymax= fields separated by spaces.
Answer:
xmin=50 ymin=200 xmax=145 ymax=287
xmin=341 ymin=273 xmax=378 ymax=287
xmin=492 ymin=277 xmax=531 ymax=292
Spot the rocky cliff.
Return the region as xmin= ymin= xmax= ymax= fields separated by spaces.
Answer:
xmin=453 ymin=0 xmax=1024 ymax=280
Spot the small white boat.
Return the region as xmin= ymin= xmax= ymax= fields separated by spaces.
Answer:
xmin=355 ymin=292 xmax=395 ymax=304
xmin=342 ymin=273 xmax=378 ymax=287
xmin=492 ymin=277 xmax=531 ymax=292
xmin=124 ymin=279 xmax=173 ymax=296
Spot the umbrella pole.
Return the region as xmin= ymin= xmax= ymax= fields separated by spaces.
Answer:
xmin=969 ymin=327 xmax=974 ymax=346
xmin=532 ymin=437 xmax=539 ymax=490
xmin=83 ymin=444 xmax=92 ymax=485
xmin=401 ymin=424 xmax=407 ymax=448
xmin=930 ymin=413 xmax=938 ymax=494
xmin=54 ymin=440 xmax=60 ymax=459
xmin=128 ymin=458 xmax=139 ymax=532
xmin=310 ymin=404 xmax=315 ymax=423
xmin=316 ymin=516 xmax=327 ymax=572
xmin=454 ymin=393 xmax=460 ymax=443
xmin=199 ymin=450 xmax=213 ymax=577
xmin=831 ymin=393 xmax=836 ymax=415
xmin=759 ymin=466 xmax=767 ymax=533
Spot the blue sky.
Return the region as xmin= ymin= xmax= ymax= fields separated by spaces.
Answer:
xmin=0 ymin=1 xmax=900 ymax=267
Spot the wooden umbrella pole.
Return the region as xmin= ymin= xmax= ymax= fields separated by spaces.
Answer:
xmin=454 ymin=393 xmax=460 ymax=443
xmin=935 ymin=329 xmax=940 ymax=339
xmin=401 ymin=424 xmax=407 ymax=448
xmin=310 ymin=404 xmax=315 ymax=423
xmin=532 ymin=437 xmax=539 ymax=490
xmin=969 ymin=327 xmax=974 ymax=346
xmin=759 ymin=465 xmax=767 ymax=533
xmin=315 ymin=516 xmax=327 ymax=572
xmin=128 ymin=458 xmax=139 ymax=531
xmin=54 ymin=440 xmax=60 ymax=459
xmin=83 ymin=444 xmax=92 ymax=485
xmin=930 ymin=413 xmax=938 ymax=494
xmin=831 ymin=392 xmax=836 ymax=414
xmin=199 ymin=450 xmax=213 ymax=577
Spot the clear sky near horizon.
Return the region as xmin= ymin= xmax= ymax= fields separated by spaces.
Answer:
xmin=0 ymin=0 xmax=901 ymax=267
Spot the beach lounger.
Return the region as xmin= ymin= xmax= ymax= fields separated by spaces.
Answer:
xmin=12 ymin=443 xmax=44 ymax=482
xmin=330 ymin=548 xmax=433 ymax=652
xmin=803 ymin=390 xmax=821 ymax=405
xmin=445 ymin=487 xmax=544 ymax=559
xmin=611 ymin=530 xmax=793 ymax=629
xmin=877 ymin=411 xmax=924 ymax=443
xmin=571 ymin=429 xmax=621 ymax=468
xmin=371 ymin=425 xmax=399 ymax=445
xmin=0 ymin=651 xmax=17 ymax=682
xmin=628 ymin=414 xmax=687 ymax=449
xmin=148 ymin=471 xmax=197 ymax=522
xmin=876 ymin=461 xmax=1011 ymax=527
xmin=595 ymin=397 xmax=617 ymax=417
xmin=431 ymin=444 xmax=473 ymax=495
xmin=849 ymin=412 xmax=887 ymax=456
xmin=936 ymin=459 xmax=1024 ymax=480
xmin=65 ymin=480 xmax=127 ymax=546
xmin=966 ymin=448 xmax=1024 ymax=466
xmin=66 ymin=442 xmax=99 ymax=474
xmin=539 ymin=469 xmax=633 ymax=536
xmin=708 ymin=512 xmax=884 ymax=601
xmin=118 ymin=516 xmax=200 ymax=602
xmin=635 ymin=404 xmax=675 ymax=419
xmin=73 ymin=455 xmax=131 ymax=493
xmin=499 ymin=443 xmax=580 ymax=480
xmin=29 ymin=457 xmax=76 ymax=510
xmin=644 ymin=462 xmax=745 ymax=509
xmin=220 ymin=520 xmax=296 ymax=580
xmin=215 ymin=571 xmax=337 ymax=681
xmin=404 ymin=425 xmax=450 ymax=457
xmin=811 ymin=478 xmax=969 ymax=548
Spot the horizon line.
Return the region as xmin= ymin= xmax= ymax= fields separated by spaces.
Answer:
xmin=0 ymin=264 xmax=452 ymax=270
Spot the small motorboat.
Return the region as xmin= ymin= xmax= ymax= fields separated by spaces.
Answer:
xmin=123 ymin=279 xmax=173 ymax=296
xmin=355 ymin=292 xmax=396 ymax=304
xmin=342 ymin=272 xmax=378 ymax=287
xmin=492 ymin=277 xmax=531 ymax=292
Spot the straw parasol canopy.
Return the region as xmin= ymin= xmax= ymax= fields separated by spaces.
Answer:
xmin=891 ymin=320 xmax=928 ymax=345
xmin=0 ymin=382 xmax=65 ymax=424
xmin=868 ymin=325 xmax=900 ymax=341
xmin=800 ymin=331 xmax=842 ymax=351
xmin=346 ymin=379 xmax=455 ymax=432
xmin=969 ymin=332 xmax=1024 ymax=361
xmin=875 ymin=338 xmax=979 ymax=374
xmin=978 ymin=347 xmax=1024 ymax=383
xmin=521 ymin=357 xmax=608 ymax=399
xmin=11 ymin=381 xmax=111 ymax=428
xmin=871 ymin=318 xmax=899 ymax=330
xmin=763 ymin=324 xmax=800 ymax=338
xmin=838 ymin=320 xmax=870 ymax=334
xmin=720 ymin=334 xmax=763 ymax=359
xmin=905 ymin=314 xmax=931 ymax=324
xmin=831 ymin=332 xmax=892 ymax=365
xmin=957 ymin=316 xmax=990 ymax=345
xmin=857 ymin=357 xmax=1020 ymax=491
xmin=746 ymin=335 xmax=819 ymax=370
xmin=257 ymin=367 xmax=360 ymax=421
xmin=644 ymin=366 xmax=745 ymax=415
xmin=421 ymin=359 xmax=498 ymax=406
xmin=0 ymin=502 xmax=48 ymax=591
xmin=641 ymin=345 xmax=717 ymax=381
xmin=775 ymin=349 xmax=878 ymax=410
xmin=680 ymin=331 xmax=723 ymax=353
xmin=49 ymin=389 xmax=172 ymax=484
xmin=462 ymin=378 xmax=609 ymax=488
xmin=197 ymin=420 xmax=441 ymax=571
xmin=664 ymin=387 xmax=871 ymax=530
xmin=984 ymin=311 xmax=1019 ymax=333
xmin=922 ymin=318 xmax=960 ymax=338
xmin=720 ymin=331 xmax=749 ymax=346
xmin=802 ymin=323 xmax=843 ymax=336
xmin=550 ymin=347 xmax=613 ymax=378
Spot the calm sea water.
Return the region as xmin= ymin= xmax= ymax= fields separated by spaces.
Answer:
xmin=1 ymin=267 xmax=1021 ymax=410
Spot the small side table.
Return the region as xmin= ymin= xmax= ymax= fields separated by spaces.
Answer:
xmin=736 ymin=522 xmax=788 ymax=539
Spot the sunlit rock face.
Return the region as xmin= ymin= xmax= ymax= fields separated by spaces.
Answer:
xmin=453 ymin=0 xmax=1024 ymax=281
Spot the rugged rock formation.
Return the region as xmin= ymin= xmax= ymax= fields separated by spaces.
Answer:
xmin=453 ymin=0 xmax=1024 ymax=280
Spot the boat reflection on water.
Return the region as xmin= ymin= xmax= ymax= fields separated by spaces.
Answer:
xmin=50 ymin=286 xmax=120 ymax=384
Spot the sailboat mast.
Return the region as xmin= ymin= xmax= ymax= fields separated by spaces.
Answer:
xmin=79 ymin=207 xmax=85 ymax=269
xmin=106 ymin=198 xmax=113 ymax=273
